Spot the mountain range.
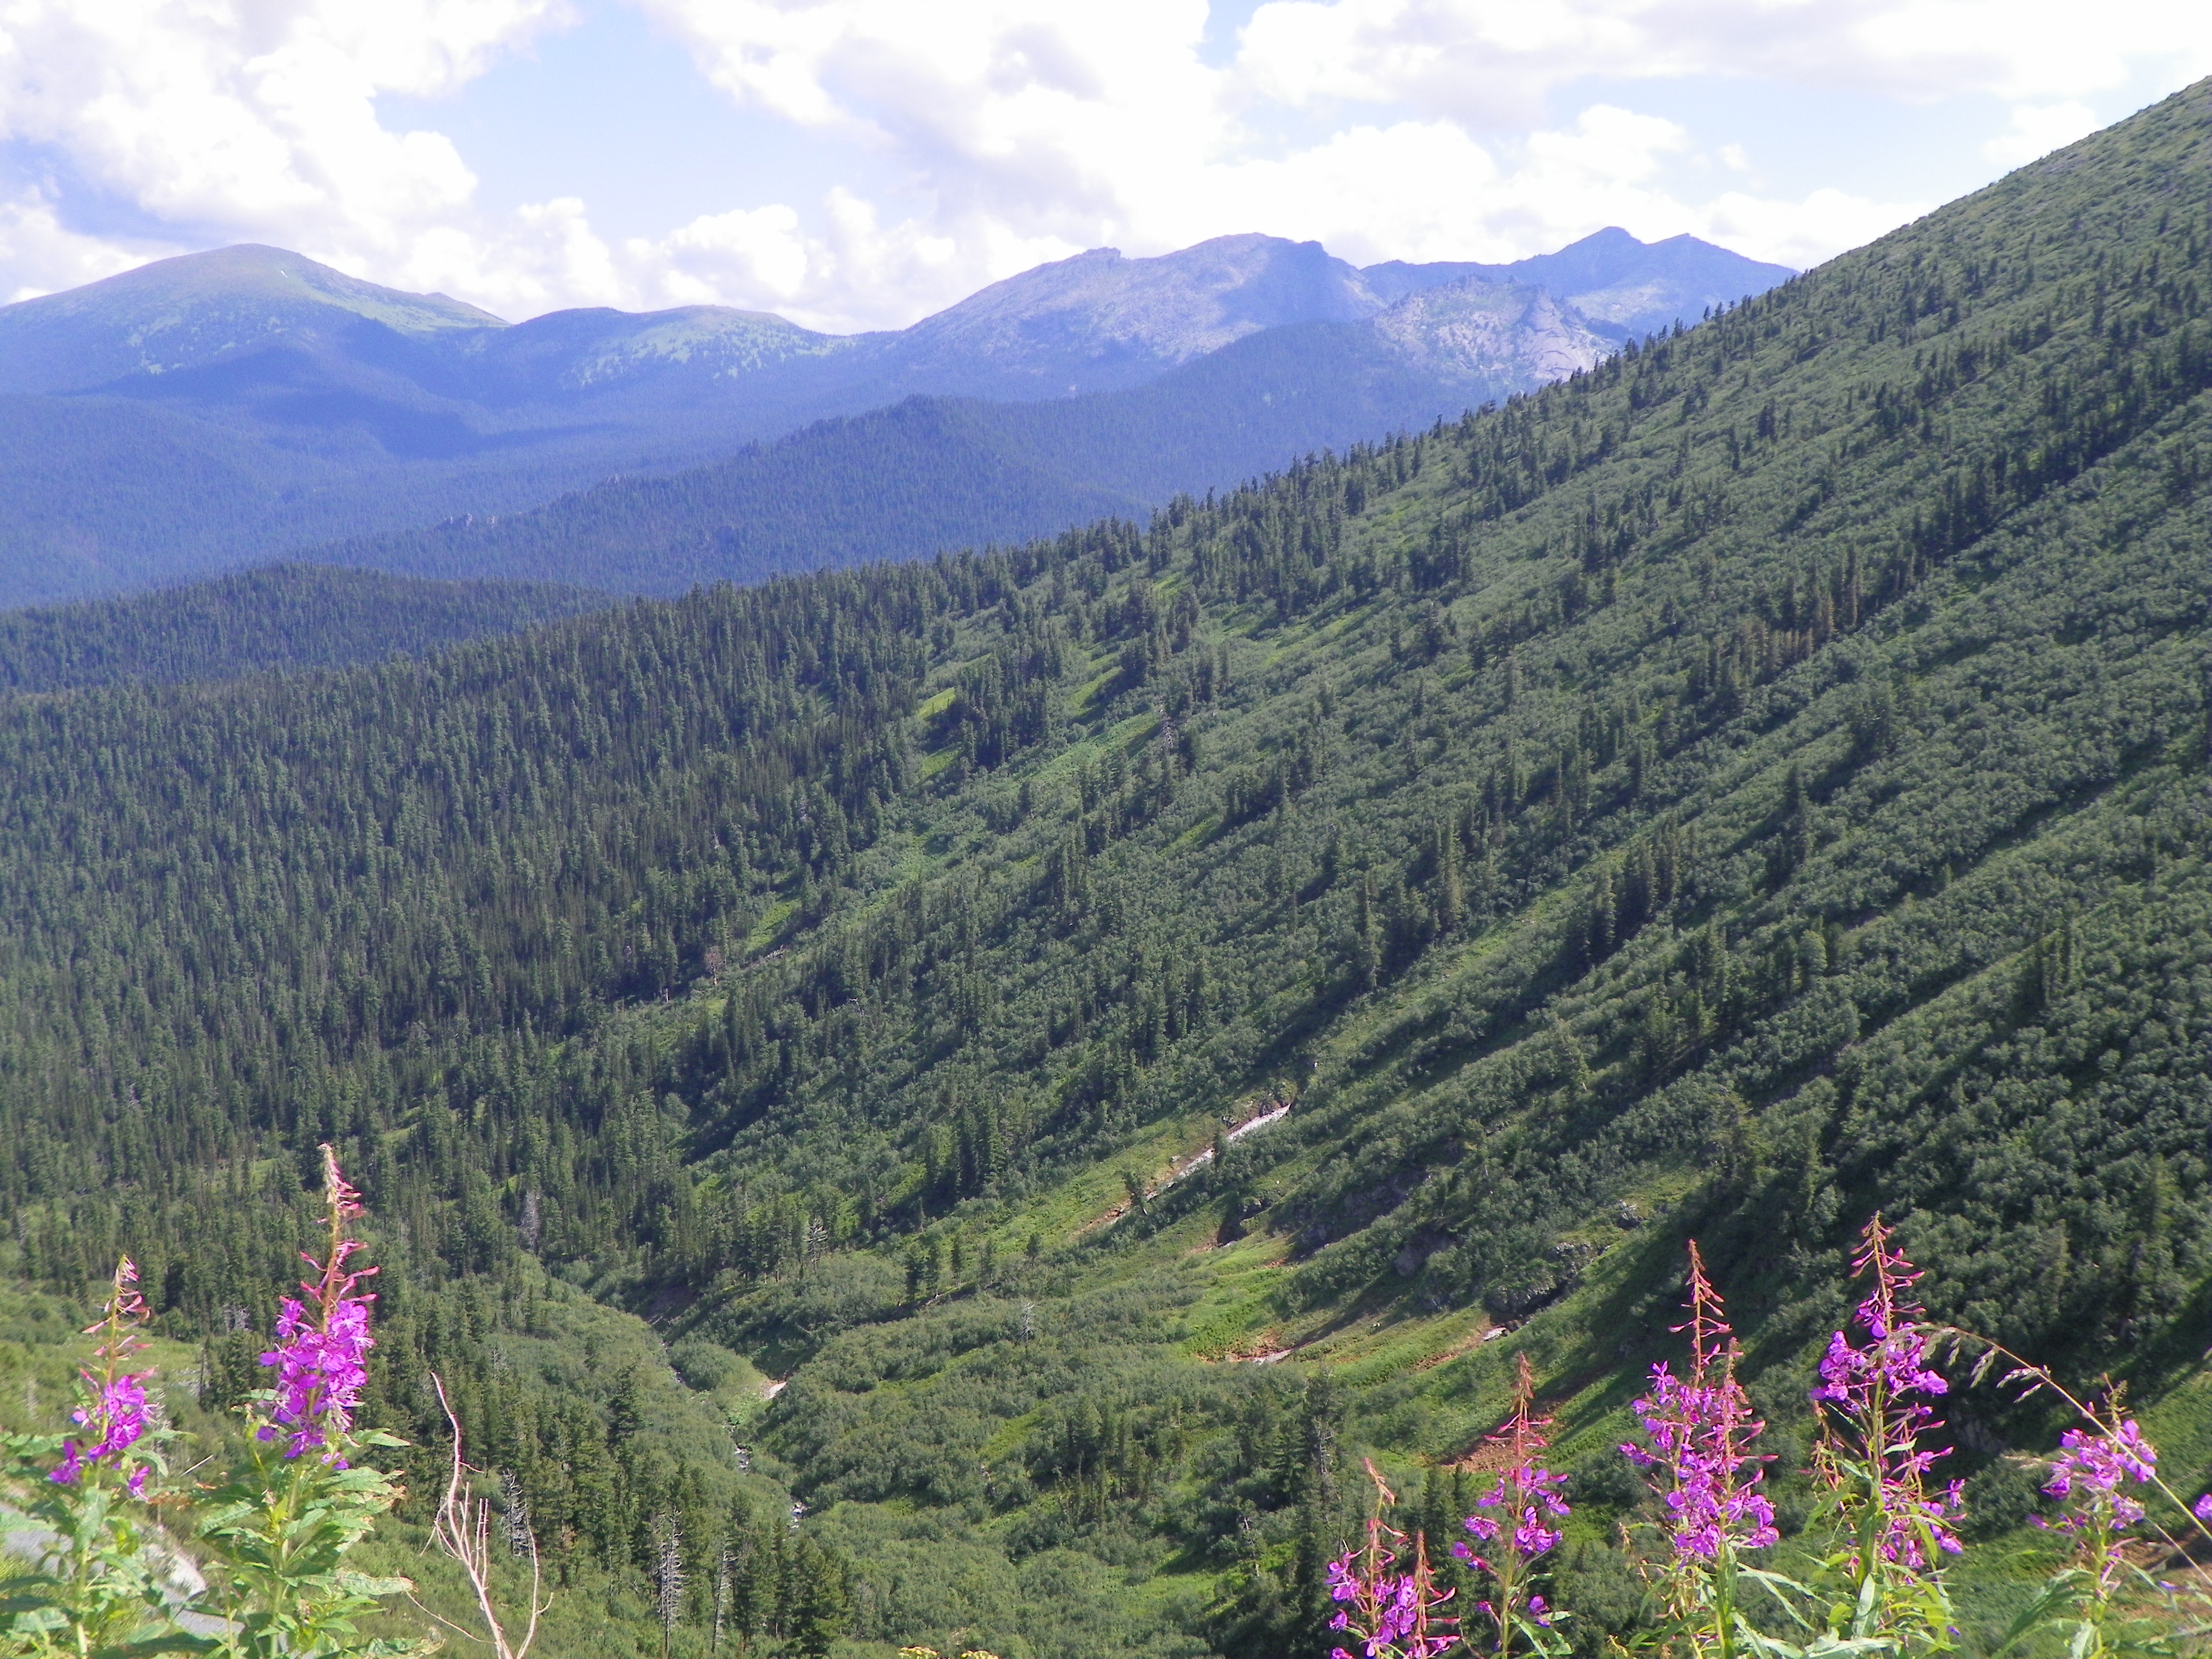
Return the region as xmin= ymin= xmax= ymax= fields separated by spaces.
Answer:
xmin=0 ymin=229 xmax=1790 ymax=606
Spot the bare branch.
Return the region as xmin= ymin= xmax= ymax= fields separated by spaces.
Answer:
xmin=429 ymin=1371 xmax=546 ymax=1659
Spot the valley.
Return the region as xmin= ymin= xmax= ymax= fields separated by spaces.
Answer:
xmin=0 ymin=73 xmax=2207 ymax=1659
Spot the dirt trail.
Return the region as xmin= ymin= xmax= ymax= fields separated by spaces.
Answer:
xmin=1413 ymin=1322 xmax=1504 ymax=1371
xmin=1075 ymin=1092 xmax=1296 ymax=1235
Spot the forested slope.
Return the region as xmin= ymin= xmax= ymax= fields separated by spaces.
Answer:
xmin=0 ymin=388 xmax=676 ymax=609
xmin=0 ymin=563 xmax=612 ymax=692
xmin=0 ymin=82 xmax=2209 ymax=1659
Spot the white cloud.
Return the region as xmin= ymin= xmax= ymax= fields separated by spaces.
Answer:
xmin=647 ymin=204 xmax=814 ymax=309
xmin=635 ymin=190 xmax=988 ymax=334
xmin=632 ymin=2 xmax=1227 ymax=291
xmin=1234 ymin=0 xmax=2212 ymax=122
xmin=1168 ymin=106 xmax=1696 ymax=267
xmin=0 ymin=185 xmax=156 ymax=303
xmin=1982 ymin=101 xmax=2101 ymax=167
xmin=0 ymin=0 xmax=2204 ymax=328
xmin=0 ymin=0 xmax=568 ymax=299
xmin=623 ymin=1 xmax=1937 ymax=317
xmin=1691 ymin=185 xmax=1931 ymax=273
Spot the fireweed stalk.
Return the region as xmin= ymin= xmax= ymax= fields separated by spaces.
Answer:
xmin=257 ymin=1146 xmax=378 ymax=1463
xmin=0 ymin=1256 xmax=185 ymax=1657
xmin=1995 ymin=1379 xmax=2198 ymax=1655
xmin=1454 ymin=1354 xmax=1571 ymax=1659
xmin=2047 ymin=1414 xmax=2156 ymax=1579
xmin=51 ymin=1256 xmax=158 ymax=1498
xmin=1924 ymin=1317 xmax=2212 ymax=1650
xmin=1326 ymin=1459 xmax=1462 ymax=1659
xmin=1970 ymin=1398 xmax=2183 ymax=1659
xmin=195 ymin=1144 xmax=421 ymax=1658
xmin=1807 ymin=1215 xmax=1962 ymax=1652
xmin=1619 ymin=1242 xmax=1780 ymax=1659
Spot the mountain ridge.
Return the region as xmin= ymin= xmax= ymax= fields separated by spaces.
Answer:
xmin=867 ymin=233 xmax=1386 ymax=397
xmin=0 ymin=227 xmax=1787 ymax=606
xmin=3 ymin=226 xmax=1778 ymax=405
xmin=0 ymin=242 xmax=503 ymax=396
xmin=1362 ymin=224 xmax=1797 ymax=337
xmin=304 ymin=282 xmax=1611 ymax=593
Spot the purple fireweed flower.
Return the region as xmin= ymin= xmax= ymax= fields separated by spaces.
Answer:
xmin=2035 ymin=1411 xmax=2163 ymax=1601
xmin=1324 ymin=1461 xmax=1461 ymax=1658
xmin=2193 ymin=1494 xmax=2212 ymax=1524
xmin=1442 ymin=1353 xmax=1571 ymax=1657
xmin=1620 ymin=1243 xmax=1778 ymax=1561
xmin=1810 ymin=1216 xmax=1962 ymax=1569
xmin=2044 ymin=1421 xmax=2156 ymax=1532
xmin=256 ymin=1145 xmax=378 ymax=1464
xmin=1467 ymin=1359 xmax=1571 ymax=1563
xmin=259 ymin=1292 xmax=373 ymax=1460
xmin=51 ymin=1258 xmax=155 ymax=1493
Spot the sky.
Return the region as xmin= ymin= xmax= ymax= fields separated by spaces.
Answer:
xmin=1 ymin=1 xmax=2207 ymax=334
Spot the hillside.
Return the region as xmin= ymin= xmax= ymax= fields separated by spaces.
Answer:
xmin=0 ymin=387 xmax=690 ymax=610
xmin=0 ymin=563 xmax=614 ymax=694
xmin=0 ymin=231 xmax=1782 ymax=607
xmin=0 ymin=79 xmax=2208 ymax=1659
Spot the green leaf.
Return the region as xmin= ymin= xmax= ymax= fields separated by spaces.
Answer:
xmin=334 ymin=1572 xmax=415 ymax=1598
xmin=1986 ymin=1576 xmax=2080 ymax=1659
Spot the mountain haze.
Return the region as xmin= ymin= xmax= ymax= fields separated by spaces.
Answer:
xmin=0 ymin=76 xmax=2208 ymax=1659
xmin=311 ymin=279 xmax=1612 ymax=592
xmin=0 ymin=229 xmax=1785 ymax=606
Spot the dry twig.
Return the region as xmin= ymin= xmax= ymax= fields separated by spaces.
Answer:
xmin=424 ymin=1371 xmax=547 ymax=1659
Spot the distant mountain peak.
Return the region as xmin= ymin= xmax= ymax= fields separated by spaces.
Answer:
xmin=884 ymin=232 xmax=1379 ymax=396
xmin=1360 ymin=227 xmax=1794 ymax=340
xmin=447 ymin=302 xmax=848 ymax=394
xmin=18 ymin=242 xmax=506 ymax=333
xmin=1562 ymin=224 xmax=1644 ymax=250
xmin=0 ymin=242 xmax=507 ymax=397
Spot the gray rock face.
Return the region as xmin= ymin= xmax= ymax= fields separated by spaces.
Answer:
xmin=1370 ymin=278 xmax=1611 ymax=387
xmin=1362 ymin=225 xmax=1797 ymax=342
xmin=869 ymin=233 xmax=1382 ymax=397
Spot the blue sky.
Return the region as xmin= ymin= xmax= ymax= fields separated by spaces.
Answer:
xmin=2 ymin=1 xmax=2206 ymax=330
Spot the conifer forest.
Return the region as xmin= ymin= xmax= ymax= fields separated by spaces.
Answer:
xmin=1 ymin=76 xmax=2210 ymax=1659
